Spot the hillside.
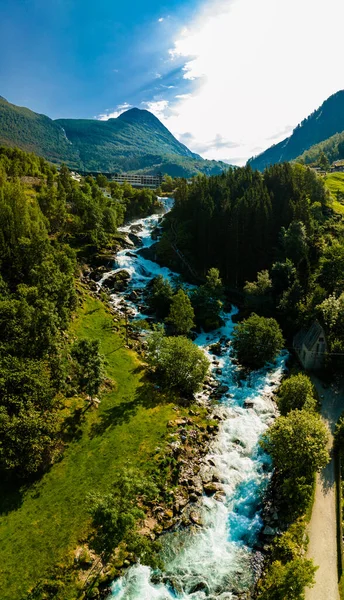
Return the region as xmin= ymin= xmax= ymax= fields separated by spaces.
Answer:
xmin=248 ymin=90 xmax=344 ymax=171
xmin=0 ymin=96 xmax=80 ymax=167
xmin=0 ymin=97 xmax=228 ymax=177
xmin=296 ymin=131 xmax=344 ymax=166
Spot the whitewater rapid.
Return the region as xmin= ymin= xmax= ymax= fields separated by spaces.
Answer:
xmin=100 ymin=198 xmax=287 ymax=600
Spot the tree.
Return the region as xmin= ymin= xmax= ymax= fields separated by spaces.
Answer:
xmin=318 ymin=151 xmax=330 ymax=171
xmin=244 ymin=270 xmax=273 ymax=312
xmin=280 ymin=221 xmax=308 ymax=266
xmin=166 ymin=289 xmax=195 ymax=335
xmin=277 ymin=374 xmax=317 ymax=415
xmin=260 ymin=410 xmax=329 ymax=476
xmin=232 ymin=314 xmax=284 ymax=369
xmin=147 ymin=329 xmax=209 ymax=397
xmin=257 ymin=558 xmax=316 ymax=600
xmin=71 ymin=339 xmax=103 ymax=400
xmin=191 ymin=268 xmax=224 ymax=330
xmin=146 ymin=275 xmax=174 ymax=319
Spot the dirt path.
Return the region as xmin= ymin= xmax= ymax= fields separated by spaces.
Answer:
xmin=305 ymin=377 xmax=343 ymax=600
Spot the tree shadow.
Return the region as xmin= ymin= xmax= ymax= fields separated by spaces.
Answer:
xmin=320 ymin=449 xmax=336 ymax=495
xmin=62 ymin=407 xmax=86 ymax=442
xmin=0 ymin=476 xmax=27 ymax=515
xmin=89 ymin=376 xmax=166 ymax=438
xmin=320 ymin=448 xmax=336 ymax=495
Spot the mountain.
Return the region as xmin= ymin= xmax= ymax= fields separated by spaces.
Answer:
xmin=296 ymin=131 xmax=344 ymax=166
xmin=248 ymin=90 xmax=344 ymax=171
xmin=0 ymin=97 xmax=229 ymax=177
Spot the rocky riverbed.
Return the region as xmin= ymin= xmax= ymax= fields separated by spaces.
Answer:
xmin=80 ymin=201 xmax=288 ymax=600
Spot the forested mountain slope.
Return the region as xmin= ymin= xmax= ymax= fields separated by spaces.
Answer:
xmin=248 ymin=90 xmax=344 ymax=170
xmin=0 ymin=97 xmax=228 ymax=176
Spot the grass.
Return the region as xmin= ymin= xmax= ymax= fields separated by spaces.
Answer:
xmin=0 ymin=292 xmax=178 ymax=599
xmin=324 ymin=173 xmax=344 ymax=215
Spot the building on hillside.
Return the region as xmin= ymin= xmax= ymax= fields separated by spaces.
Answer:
xmin=111 ymin=173 xmax=163 ymax=189
xmin=293 ymin=321 xmax=327 ymax=370
xmin=330 ymin=162 xmax=344 ymax=173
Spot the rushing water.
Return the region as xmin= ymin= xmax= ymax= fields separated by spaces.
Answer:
xmin=100 ymin=198 xmax=287 ymax=600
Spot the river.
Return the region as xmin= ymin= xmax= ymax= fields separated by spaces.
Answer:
xmin=99 ymin=198 xmax=287 ymax=600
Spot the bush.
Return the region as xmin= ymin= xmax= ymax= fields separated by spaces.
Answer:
xmin=147 ymin=329 xmax=209 ymax=397
xmin=232 ymin=313 xmax=284 ymax=369
xmin=260 ymin=409 xmax=329 ymax=477
xmin=256 ymin=557 xmax=316 ymax=600
xmin=277 ymin=374 xmax=317 ymax=415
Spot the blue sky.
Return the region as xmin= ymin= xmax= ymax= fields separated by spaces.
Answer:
xmin=0 ymin=0 xmax=198 ymax=118
xmin=1 ymin=0 xmax=344 ymax=164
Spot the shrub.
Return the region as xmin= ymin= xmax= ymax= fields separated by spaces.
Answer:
xmin=256 ymin=558 xmax=316 ymax=600
xmin=260 ymin=409 xmax=329 ymax=476
xmin=232 ymin=313 xmax=284 ymax=369
xmin=277 ymin=374 xmax=317 ymax=415
xmin=147 ymin=329 xmax=209 ymax=397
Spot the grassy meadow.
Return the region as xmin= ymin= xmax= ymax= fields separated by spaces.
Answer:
xmin=0 ymin=291 xmax=178 ymax=599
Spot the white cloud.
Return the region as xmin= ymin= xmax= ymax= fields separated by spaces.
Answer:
xmin=141 ymin=100 xmax=170 ymax=119
xmin=158 ymin=17 xmax=164 ymax=23
xmin=153 ymin=0 xmax=344 ymax=164
xmin=96 ymin=102 xmax=132 ymax=120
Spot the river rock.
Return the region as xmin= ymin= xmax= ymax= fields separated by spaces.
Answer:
xmin=263 ymin=525 xmax=277 ymax=536
xmin=128 ymin=232 xmax=143 ymax=247
xmin=244 ymin=400 xmax=254 ymax=409
xmin=203 ymin=482 xmax=222 ymax=495
xmin=102 ymin=270 xmax=130 ymax=292
xmin=190 ymin=510 xmax=203 ymax=526
xmin=89 ymin=265 xmax=108 ymax=281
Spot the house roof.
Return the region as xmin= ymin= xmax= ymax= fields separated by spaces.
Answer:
xmin=293 ymin=321 xmax=325 ymax=351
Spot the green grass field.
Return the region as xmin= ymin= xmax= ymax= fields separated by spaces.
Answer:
xmin=0 ymin=292 xmax=177 ymax=599
xmin=324 ymin=173 xmax=344 ymax=215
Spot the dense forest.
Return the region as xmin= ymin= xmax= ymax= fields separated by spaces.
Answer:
xmin=157 ymin=162 xmax=344 ymax=365
xmin=297 ymin=130 xmax=344 ymax=166
xmin=0 ymin=145 xmax=160 ymax=478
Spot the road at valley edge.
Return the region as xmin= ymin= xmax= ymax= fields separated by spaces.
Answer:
xmin=305 ymin=377 xmax=343 ymax=600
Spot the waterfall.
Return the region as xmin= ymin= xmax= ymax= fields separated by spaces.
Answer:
xmin=99 ymin=199 xmax=287 ymax=600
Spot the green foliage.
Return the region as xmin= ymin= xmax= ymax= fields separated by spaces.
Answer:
xmin=256 ymin=557 xmax=316 ymax=600
xmin=146 ymin=275 xmax=174 ymax=319
xmin=158 ymin=162 xmax=326 ymax=288
xmin=88 ymin=471 xmax=146 ymax=555
xmin=232 ymin=314 xmax=284 ymax=369
xmin=260 ymin=409 xmax=329 ymax=476
xmin=0 ymin=295 xmax=180 ymax=599
xmin=191 ymin=267 xmax=224 ymax=330
xmin=298 ymin=131 xmax=344 ymax=166
xmin=277 ymin=374 xmax=317 ymax=415
xmin=147 ymin=328 xmax=209 ymax=397
xmin=0 ymin=147 xmax=167 ymax=481
xmin=71 ymin=339 xmax=103 ymax=399
xmin=166 ymin=289 xmax=195 ymax=335
xmin=334 ymin=414 xmax=344 ymax=449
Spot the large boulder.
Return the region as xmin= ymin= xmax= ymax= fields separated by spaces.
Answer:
xmin=102 ymin=270 xmax=131 ymax=292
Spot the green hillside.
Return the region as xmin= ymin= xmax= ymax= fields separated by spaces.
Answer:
xmin=324 ymin=172 xmax=344 ymax=215
xmin=0 ymin=97 xmax=229 ymax=177
xmin=296 ymin=131 xmax=344 ymax=166
xmin=0 ymin=97 xmax=80 ymax=167
xmin=248 ymin=90 xmax=344 ymax=171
